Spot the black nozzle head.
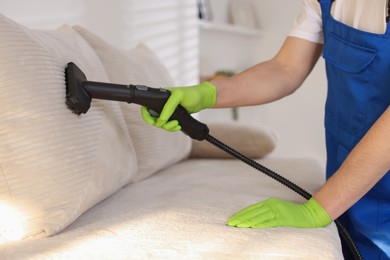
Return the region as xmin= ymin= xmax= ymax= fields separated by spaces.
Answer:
xmin=65 ymin=62 xmax=91 ymax=115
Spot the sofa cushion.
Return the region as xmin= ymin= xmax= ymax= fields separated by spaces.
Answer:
xmin=0 ymin=14 xmax=137 ymax=242
xmin=74 ymin=26 xmax=192 ymax=182
xmin=191 ymin=122 xmax=277 ymax=159
xmin=0 ymin=157 xmax=342 ymax=259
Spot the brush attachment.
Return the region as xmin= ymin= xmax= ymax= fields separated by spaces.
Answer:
xmin=65 ymin=62 xmax=91 ymax=115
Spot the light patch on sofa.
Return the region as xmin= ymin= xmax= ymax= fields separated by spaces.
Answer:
xmin=0 ymin=203 xmax=26 ymax=243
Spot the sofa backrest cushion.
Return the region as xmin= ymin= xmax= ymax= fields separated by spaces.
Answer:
xmin=74 ymin=26 xmax=192 ymax=182
xmin=0 ymin=13 xmax=137 ymax=242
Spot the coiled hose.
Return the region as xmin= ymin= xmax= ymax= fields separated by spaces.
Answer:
xmin=205 ymin=134 xmax=363 ymax=260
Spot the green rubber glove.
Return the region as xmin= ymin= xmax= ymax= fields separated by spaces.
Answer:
xmin=141 ymin=82 xmax=216 ymax=132
xmin=227 ymin=198 xmax=332 ymax=228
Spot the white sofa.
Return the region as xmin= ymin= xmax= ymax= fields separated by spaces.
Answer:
xmin=0 ymin=13 xmax=343 ymax=259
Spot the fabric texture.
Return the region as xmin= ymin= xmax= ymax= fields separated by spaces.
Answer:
xmin=190 ymin=122 xmax=277 ymax=159
xmin=74 ymin=26 xmax=192 ymax=182
xmin=289 ymin=0 xmax=388 ymax=44
xmin=0 ymin=157 xmax=343 ymax=259
xmin=0 ymin=14 xmax=137 ymax=241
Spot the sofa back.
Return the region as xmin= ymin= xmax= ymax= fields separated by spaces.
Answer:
xmin=0 ymin=13 xmax=191 ymax=242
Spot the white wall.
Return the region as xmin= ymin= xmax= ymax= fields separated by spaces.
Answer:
xmin=251 ymin=0 xmax=327 ymax=167
xmin=0 ymin=0 xmax=86 ymax=29
xmin=199 ymin=0 xmax=327 ymax=167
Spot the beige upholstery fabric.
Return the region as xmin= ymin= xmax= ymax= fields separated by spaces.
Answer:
xmin=0 ymin=157 xmax=342 ymax=259
xmin=0 ymin=14 xmax=136 ymax=241
xmin=74 ymin=26 xmax=192 ymax=182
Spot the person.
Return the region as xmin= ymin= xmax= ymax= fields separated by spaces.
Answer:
xmin=141 ymin=0 xmax=390 ymax=258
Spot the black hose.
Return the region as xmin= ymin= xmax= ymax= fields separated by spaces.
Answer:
xmin=205 ymin=134 xmax=362 ymax=260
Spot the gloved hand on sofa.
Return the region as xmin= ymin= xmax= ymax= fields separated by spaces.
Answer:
xmin=141 ymin=82 xmax=216 ymax=131
xmin=227 ymin=197 xmax=332 ymax=228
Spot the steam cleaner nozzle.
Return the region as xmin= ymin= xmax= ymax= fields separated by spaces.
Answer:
xmin=65 ymin=62 xmax=91 ymax=115
xmin=64 ymin=62 xmax=209 ymax=140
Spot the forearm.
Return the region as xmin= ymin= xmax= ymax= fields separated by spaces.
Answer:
xmin=211 ymin=59 xmax=298 ymax=108
xmin=211 ymin=37 xmax=323 ymax=108
xmin=313 ymin=106 xmax=390 ymax=220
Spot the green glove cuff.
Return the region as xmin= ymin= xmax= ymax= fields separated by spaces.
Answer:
xmin=305 ymin=198 xmax=332 ymax=227
xmin=197 ymin=81 xmax=217 ymax=109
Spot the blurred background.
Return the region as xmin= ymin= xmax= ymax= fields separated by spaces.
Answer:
xmin=0 ymin=0 xmax=327 ymax=168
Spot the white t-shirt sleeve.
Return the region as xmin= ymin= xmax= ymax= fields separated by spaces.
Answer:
xmin=289 ymin=0 xmax=324 ymax=44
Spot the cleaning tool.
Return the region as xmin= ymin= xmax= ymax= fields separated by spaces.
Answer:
xmin=64 ymin=62 xmax=362 ymax=260
xmin=65 ymin=62 xmax=208 ymax=140
xmin=141 ymin=82 xmax=217 ymax=132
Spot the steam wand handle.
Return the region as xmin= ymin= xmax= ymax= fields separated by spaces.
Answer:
xmin=84 ymin=81 xmax=209 ymax=141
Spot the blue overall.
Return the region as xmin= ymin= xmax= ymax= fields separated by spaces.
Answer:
xmin=319 ymin=0 xmax=390 ymax=258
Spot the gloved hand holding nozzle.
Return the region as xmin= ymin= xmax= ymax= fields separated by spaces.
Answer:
xmin=141 ymin=82 xmax=217 ymax=131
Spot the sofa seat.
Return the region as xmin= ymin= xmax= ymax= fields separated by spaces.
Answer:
xmin=0 ymin=157 xmax=343 ymax=259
